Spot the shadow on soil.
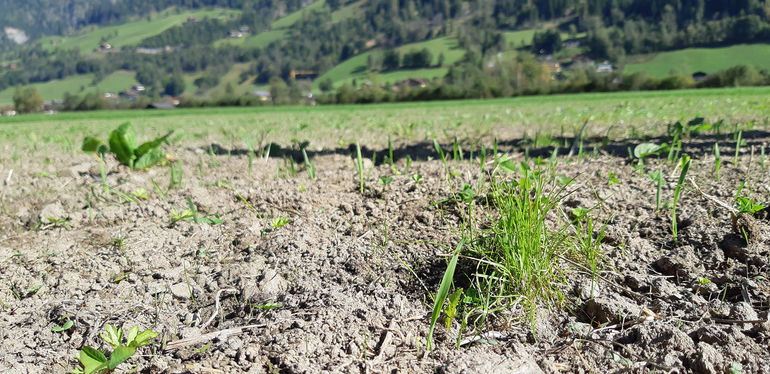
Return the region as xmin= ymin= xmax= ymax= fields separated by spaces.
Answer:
xmin=201 ymin=130 xmax=770 ymax=166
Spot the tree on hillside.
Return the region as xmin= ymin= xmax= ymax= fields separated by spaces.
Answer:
xmin=270 ymin=77 xmax=291 ymax=105
xmin=532 ymin=29 xmax=562 ymax=54
xmin=13 ymin=86 xmax=43 ymax=113
xmin=382 ymin=49 xmax=401 ymax=70
xmin=163 ymin=75 xmax=186 ymax=96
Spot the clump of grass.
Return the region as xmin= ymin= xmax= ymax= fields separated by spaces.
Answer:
xmin=469 ymin=164 xmax=570 ymax=310
xmin=427 ymin=161 xmax=609 ymax=349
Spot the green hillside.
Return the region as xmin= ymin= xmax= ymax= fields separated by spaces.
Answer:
xmin=271 ymin=0 xmax=326 ymax=29
xmin=0 ymin=69 xmax=139 ymax=106
xmin=37 ymin=8 xmax=240 ymax=53
xmin=313 ymin=37 xmax=466 ymax=91
xmin=214 ymin=0 xmax=341 ymax=50
xmin=624 ymin=44 xmax=770 ymax=78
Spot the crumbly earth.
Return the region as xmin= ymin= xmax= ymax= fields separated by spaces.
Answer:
xmin=0 ymin=133 xmax=768 ymax=374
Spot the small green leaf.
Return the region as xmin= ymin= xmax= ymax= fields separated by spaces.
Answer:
xmin=125 ymin=326 xmax=139 ymax=345
xmin=132 ymin=329 xmax=159 ymax=347
xmin=498 ymin=159 xmax=517 ymax=174
xmin=101 ymin=324 xmax=122 ymax=349
xmin=557 ymin=175 xmax=574 ymax=186
xmin=81 ymin=137 xmax=102 ymax=153
xmin=52 ymin=320 xmax=73 ymax=332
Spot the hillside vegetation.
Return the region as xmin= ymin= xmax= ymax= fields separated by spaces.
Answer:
xmin=2 ymin=0 xmax=770 ymax=109
xmin=624 ymin=44 xmax=770 ymax=78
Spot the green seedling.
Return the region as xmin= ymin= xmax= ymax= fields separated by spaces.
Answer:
xmin=130 ymin=188 xmax=148 ymax=200
xmin=150 ymin=178 xmax=167 ymax=200
xmin=479 ymin=145 xmax=487 ymax=173
xmin=452 ymin=136 xmax=463 ymax=163
xmin=427 ymin=239 xmax=464 ymax=351
xmin=634 ymin=142 xmax=668 ymax=161
xmin=714 ymin=143 xmax=722 ymax=181
xmin=253 ymin=302 xmax=283 ymax=311
xmin=387 ymin=135 xmax=394 ymax=166
xmin=271 ymin=217 xmax=291 ymax=228
xmin=302 ymin=149 xmax=316 ymax=180
xmin=355 ymin=142 xmax=365 ymax=194
xmin=735 ymin=196 xmax=766 ymax=214
xmin=245 ymin=137 xmax=255 ymax=177
xmin=647 ymin=170 xmax=664 ymax=213
xmin=82 ymin=122 xmax=172 ymax=171
xmin=672 ymin=155 xmax=691 ymax=244
xmin=607 ymin=172 xmax=620 ymax=186
xmin=412 ymin=174 xmax=423 ymax=184
xmin=379 ymin=176 xmax=393 ymax=187
xmin=712 ymin=119 xmax=725 ymax=138
xmin=71 ymin=324 xmax=158 ymax=374
xmin=444 ymin=288 xmax=463 ymax=330
xmin=493 ymin=137 xmax=499 ymax=173
xmin=169 ymin=161 xmax=183 ymax=189
xmin=207 ymin=146 xmax=220 ymax=167
xmin=734 ymin=130 xmax=743 ymax=166
xmin=171 ymin=198 xmax=224 ymax=225
xmin=404 ymin=155 xmax=412 ymax=173
xmin=52 ymin=318 xmax=74 ymax=333
xmin=434 ymin=139 xmax=449 ymax=179
xmin=761 ymin=144 xmax=766 ymax=169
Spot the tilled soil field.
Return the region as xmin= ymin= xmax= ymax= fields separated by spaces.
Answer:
xmin=1 ymin=130 xmax=769 ymax=374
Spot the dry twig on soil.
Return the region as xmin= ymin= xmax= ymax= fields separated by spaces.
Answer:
xmin=164 ymin=324 xmax=266 ymax=351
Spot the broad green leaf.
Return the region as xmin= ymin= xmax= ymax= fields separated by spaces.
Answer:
xmin=81 ymin=137 xmax=102 ymax=153
xmin=107 ymin=345 xmax=136 ymax=370
xmin=134 ymin=148 xmax=165 ymax=170
xmin=108 ymin=123 xmax=137 ymax=168
xmin=634 ymin=143 xmax=664 ymax=158
xmin=79 ymin=346 xmax=107 ymax=374
xmin=134 ymin=131 xmax=173 ymax=159
xmin=557 ymin=175 xmax=574 ymax=186
xmin=498 ymin=159 xmax=517 ymax=174
xmin=427 ymin=239 xmax=464 ymax=351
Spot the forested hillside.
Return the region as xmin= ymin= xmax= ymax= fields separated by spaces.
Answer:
xmin=1 ymin=0 xmax=770 ymax=108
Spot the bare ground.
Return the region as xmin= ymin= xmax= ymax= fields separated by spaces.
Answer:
xmin=0 ymin=134 xmax=769 ymax=373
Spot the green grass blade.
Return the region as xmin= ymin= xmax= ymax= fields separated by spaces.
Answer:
xmin=427 ymin=238 xmax=464 ymax=352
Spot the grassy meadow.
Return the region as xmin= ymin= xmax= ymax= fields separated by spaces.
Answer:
xmin=37 ymin=8 xmax=241 ymax=53
xmin=313 ymin=37 xmax=466 ymax=91
xmin=624 ymin=44 xmax=770 ymax=78
xmin=2 ymin=86 xmax=769 ymax=150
